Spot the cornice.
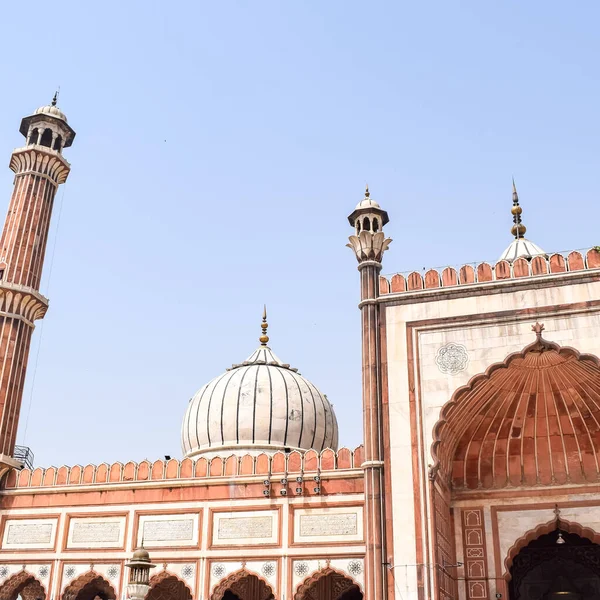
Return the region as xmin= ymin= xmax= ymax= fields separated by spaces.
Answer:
xmin=10 ymin=146 xmax=71 ymax=185
xmin=0 ymin=282 xmax=49 ymax=325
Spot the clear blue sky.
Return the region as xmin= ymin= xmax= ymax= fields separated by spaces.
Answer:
xmin=0 ymin=1 xmax=599 ymax=467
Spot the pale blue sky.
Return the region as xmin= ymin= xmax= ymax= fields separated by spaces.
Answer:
xmin=0 ymin=1 xmax=599 ymax=467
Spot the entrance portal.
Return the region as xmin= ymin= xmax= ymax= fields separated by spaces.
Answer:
xmin=509 ymin=529 xmax=600 ymax=600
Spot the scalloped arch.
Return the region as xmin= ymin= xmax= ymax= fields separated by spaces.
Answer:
xmin=0 ymin=570 xmax=46 ymax=600
xmin=294 ymin=567 xmax=362 ymax=600
xmin=504 ymin=517 xmax=600 ymax=577
xmin=211 ymin=569 xmax=274 ymax=600
xmin=430 ymin=330 xmax=600 ymax=489
xmin=148 ymin=571 xmax=192 ymax=600
xmin=62 ymin=571 xmax=116 ymax=600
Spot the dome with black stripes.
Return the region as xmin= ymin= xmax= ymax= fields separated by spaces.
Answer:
xmin=181 ymin=311 xmax=338 ymax=457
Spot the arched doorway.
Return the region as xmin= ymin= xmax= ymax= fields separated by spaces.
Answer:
xmin=147 ymin=573 xmax=192 ymax=600
xmin=295 ymin=569 xmax=362 ymax=600
xmin=509 ymin=529 xmax=600 ymax=600
xmin=62 ymin=572 xmax=116 ymax=600
xmin=0 ymin=572 xmax=45 ymax=600
xmin=212 ymin=570 xmax=274 ymax=600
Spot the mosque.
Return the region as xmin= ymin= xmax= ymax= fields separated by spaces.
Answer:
xmin=0 ymin=100 xmax=598 ymax=600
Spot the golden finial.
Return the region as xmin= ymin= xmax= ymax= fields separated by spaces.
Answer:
xmin=510 ymin=178 xmax=526 ymax=239
xmin=365 ymin=184 xmax=370 ymax=198
xmin=259 ymin=305 xmax=269 ymax=346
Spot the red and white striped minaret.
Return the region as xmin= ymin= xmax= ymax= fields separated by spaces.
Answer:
xmin=0 ymin=96 xmax=75 ymax=474
xmin=347 ymin=186 xmax=392 ymax=600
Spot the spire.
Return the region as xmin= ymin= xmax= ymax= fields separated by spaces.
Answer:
xmin=511 ymin=178 xmax=526 ymax=239
xmin=259 ymin=305 xmax=269 ymax=346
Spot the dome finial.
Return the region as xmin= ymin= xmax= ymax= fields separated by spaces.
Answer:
xmin=52 ymin=90 xmax=58 ymax=107
xmin=511 ymin=178 xmax=526 ymax=239
xmin=259 ymin=305 xmax=269 ymax=346
xmin=365 ymin=184 xmax=370 ymax=198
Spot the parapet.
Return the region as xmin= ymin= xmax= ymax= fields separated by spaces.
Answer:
xmin=379 ymin=248 xmax=600 ymax=296
xmin=4 ymin=446 xmax=364 ymax=489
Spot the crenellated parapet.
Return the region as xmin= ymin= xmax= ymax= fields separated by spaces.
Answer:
xmin=10 ymin=146 xmax=71 ymax=185
xmin=379 ymin=247 xmax=600 ymax=295
xmin=4 ymin=445 xmax=365 ymax=490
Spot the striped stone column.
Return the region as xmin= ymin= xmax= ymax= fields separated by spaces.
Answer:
xmin=347 ymin=187 xmax=392 ymax=600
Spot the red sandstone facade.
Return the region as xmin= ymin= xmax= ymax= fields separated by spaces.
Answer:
xmin=0 ymin=104 xmax=597 ymax=600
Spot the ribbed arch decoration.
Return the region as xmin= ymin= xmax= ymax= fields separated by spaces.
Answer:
xmin=211 ymin=570 xmax=274 ymax=600
xmin=147 ymin=572 xmax=192 ymax=600
xmin=294 ymin=568 xmax=362 ymax=600
xmin=61 ymin=572 xmax=116 ymax=600
xmin=431 ymin=327 xmax=600 ymax=489
xmin=0 ymin=571 xmax=45 ymax=600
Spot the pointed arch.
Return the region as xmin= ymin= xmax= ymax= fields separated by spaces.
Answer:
xmin=504 ymin=517 xmax=600 ymax=577
xmin=0 ymin=571 xmax=45 ymax=600
xmin=294 ymin=567 xmax=362 ymax=600
xmin=211 ymin=569 xmax=274 ymax=600
xmin=62 ymin=572 xmax=116 ymax=600
xmin=148 ymin=571 xmax=192 ymax=600
xmin=430 ymin=330 xmax=600 ymax=489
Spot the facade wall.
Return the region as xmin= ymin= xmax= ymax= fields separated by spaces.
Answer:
xmin=0 ymin=450 xmax=366 ymax=600
xmin=382 ymin=268 xmax=600 ymax=599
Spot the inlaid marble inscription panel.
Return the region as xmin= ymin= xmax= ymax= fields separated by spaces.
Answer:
xmin=67 ymin=516 xmax=126 ymax=549
xmin=293 ymin=506 xmax=364 ymax=544
xmin=2 ymin=518 xmax=57 ymax=549
xmin=137 ymin=514 xmax=199 ymax=548
xmin=212 ymin=510 xmax=278 ymax=546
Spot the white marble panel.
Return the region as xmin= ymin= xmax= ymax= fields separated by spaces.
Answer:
xmin=212 ymin=510 xmax=278 ymax=546
xmin=66 ymin=516 xmax=125 ymax=549
xmin=138 ymin=513 xmax=199 ymax=548
xmin=2 ymin=518 xmax=57 ymax=549
xmin=293 ymin=506 xmax=363 ymax=543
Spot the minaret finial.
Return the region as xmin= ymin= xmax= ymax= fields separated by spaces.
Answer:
xmin=259 ymin=305 xmax=269 ymax=346
xmin=365 ymin=184 xmax=370 ymax=198
xmin=511 ymin=178 xmax=526 ymax=239
xmin=52 ymin=91 xmax=58 ymax=107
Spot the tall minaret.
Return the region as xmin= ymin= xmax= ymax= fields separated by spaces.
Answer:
xmin=347 ymin=186 xmax=392 ymax=600
xmin=0 ymin=97 xmax=75 ymax=473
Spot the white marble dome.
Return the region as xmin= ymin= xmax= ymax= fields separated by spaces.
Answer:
xmin=181 ymin=343 xmax=339 ymax=457
xmin=499 ymin=237 xmax=546 ymax=262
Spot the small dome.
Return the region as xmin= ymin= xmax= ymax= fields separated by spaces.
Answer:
xmin=132 ymin=548 xmax=150 ymax=561
xmin=499 ymin=237 xmax=546 ymax=262
xmin=354 ymin=196 xmax=381 ymax=210
xmin=181 ymin=344 xmax=339 ymax=457
xmin=34 ymin=104 xmax=68 ymax=123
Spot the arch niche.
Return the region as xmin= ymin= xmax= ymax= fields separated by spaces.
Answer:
xmin=147 ymin=572 xmax=192 ymax=600
xmin=0 ymin=571 xmax=45 ymax=600
xmin=294 ymin=568 xmax=362 ymax=600
xmin=62 ymin=572 xmax=116 ymax=600
xmin=507 ymin=521 xmax=600 ymax=600
xmin=431 ymin=324 xmax=600 ymax=490
xmin=211 ymin=570 xmax=274 ymax=600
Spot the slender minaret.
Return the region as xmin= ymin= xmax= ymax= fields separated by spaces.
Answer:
xmin=347 ymin=186 xmax=392 ymax=600
xmin=0 ymin=97 xmax=75 ymax=473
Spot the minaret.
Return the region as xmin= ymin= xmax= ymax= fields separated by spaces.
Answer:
xmin=347 ymin=186 xmax=392 ymax=600
xmin=0 ymin=97 xmax=75 ymax=473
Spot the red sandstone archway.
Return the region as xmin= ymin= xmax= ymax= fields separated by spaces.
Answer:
xmin=294 ymin=568 xmax=362 ymax=600
xmin=430 ymin=325 xmax=600 ymax=489
xmin=147 ymin=572 xmax=192 ymax=600
xmin=62 ymin=572 xmax=116 ymax=600
xmin=0 ymin=571 xmax=45 ymax=600
xmin=211 ymin=570 xmax=274 ymax=600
